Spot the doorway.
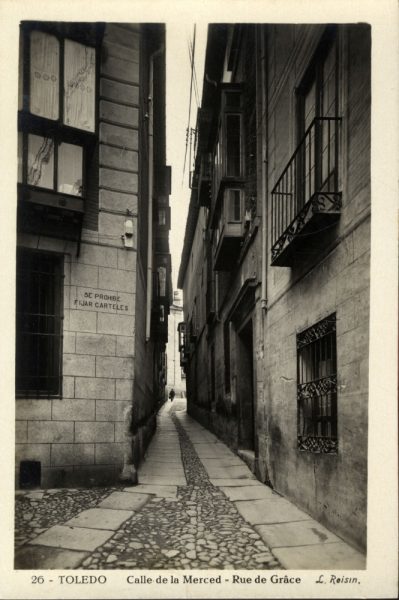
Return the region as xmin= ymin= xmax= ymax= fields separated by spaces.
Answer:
xmin=237 ymin=319 xmax=255 ymax=451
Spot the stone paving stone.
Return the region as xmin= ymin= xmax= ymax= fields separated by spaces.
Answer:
xmin=64 ymin=507 xmax=133 ymax=530
xmin=210 ymin=478 xmax=264 ymax=487
xmin=193 ymin=445 xmax=238 ymax=459
xmin=138 ymin=475 xmax=186 ymax=486
xmin=205 ymin=466 xmax=256 ymax=479
xmin=221 ymin=485 xmax=277 ymax=501
xmin=29 ymin=525 xmax=114 ymax=552
xmin=123 ymin=484 xmax=177 ymax=498
xmin=140 ymin=455 xmax=182 ymax=463
xmin=15 ymin=545 xmax=89 ymax=569
xmin=15 ymin=491 xmax=45 ymax=501
xmin=255 ymin=519 xmax=342 ymax=548
xmin=14 ymin=487 xmax=114 ymax=547
xmin=98 ymin=491 xmax=150 ymax=511
xmin=139 ymin=462 xmax=185 ymax=474
xmin=200 ymin=457 xmax=246 ymax=468
xmin=235 ymin=498 xmax=312 ymax=525
xmin=273 ymin=542 xmax=366 ymax=569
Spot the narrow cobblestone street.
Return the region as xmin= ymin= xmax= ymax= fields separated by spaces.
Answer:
xmin=15 ymin=400 xmax=365 ymax=570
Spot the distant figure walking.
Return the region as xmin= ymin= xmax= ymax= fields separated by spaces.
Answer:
xmin=169 ymin=388 xmax=175 ymax=402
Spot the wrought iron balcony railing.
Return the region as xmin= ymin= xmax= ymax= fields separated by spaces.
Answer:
xmin=271 ymin=117 xmax=342 ymax=266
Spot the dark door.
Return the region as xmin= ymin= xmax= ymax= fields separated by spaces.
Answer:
xmin=237 ymin=319 xmax=255 ymax=450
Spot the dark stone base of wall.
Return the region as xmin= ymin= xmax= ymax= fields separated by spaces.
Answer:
xmin=14 ymin=415 xmax=159 ymax=490
xmin=187 ymin=402 xmax=238 ymax=451
xmin=15 ymin=465 xmax=122 ymax=489
xmin=132 ymin=414 xmax=157 ymax=468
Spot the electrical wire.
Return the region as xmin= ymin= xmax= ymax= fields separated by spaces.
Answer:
xmin=182 ymin=24 xmax=196 ymax=187
xmin=188 ymin=37 xmax=200 ymax=108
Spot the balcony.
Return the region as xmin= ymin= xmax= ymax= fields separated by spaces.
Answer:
xmin=213 ymin=188 xmax=244 ymax=271
xmin=17 ymin=183 xmax=84 ymax=244
xmin=271 ymin=117 xmax=342 ymax=267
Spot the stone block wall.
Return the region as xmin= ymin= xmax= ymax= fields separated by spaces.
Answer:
xmin=15 ymin=24 xmax=146 ymax=487
xmin=258 ymin=24 xmax=371 ymax=552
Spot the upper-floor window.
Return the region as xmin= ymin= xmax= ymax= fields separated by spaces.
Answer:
xmin=213 ymin=86 xmax=243 ymax=198
xmin=296 ymin=33 xmax=338 ymax=207
xmin=20 ymin=30 xmax=96 ymax=131
xmin=157 ymin=266 xmax=167 ymax=297
xmin=270 ymin=29 xmax=341 ymax=267
xmin=18 ymin=25 xmax=98 ymax=204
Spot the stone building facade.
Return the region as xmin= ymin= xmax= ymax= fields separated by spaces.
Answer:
xmin=166 ymin=291 xmax=186 ymax=399
xmin=16 ymin=22 xmax=171 ymax=488
xmin=178 ymin=23 xmax=370 ymax=552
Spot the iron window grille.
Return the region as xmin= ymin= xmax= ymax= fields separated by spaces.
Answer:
xmin=16 ymin=249 xmax=63 ymax=398
xmin=297 ymin=313 xmax=337 ymax=453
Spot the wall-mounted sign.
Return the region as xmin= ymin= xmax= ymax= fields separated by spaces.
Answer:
xmin=71 ymin=287 xmax=133 ymax=315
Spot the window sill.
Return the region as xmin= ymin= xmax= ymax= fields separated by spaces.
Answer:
xmin=298 ymin=436 xmax=338 ymax=454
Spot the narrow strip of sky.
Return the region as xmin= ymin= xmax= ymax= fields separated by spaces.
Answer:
xmin=166 ymin=22 xmax=207 ymax=291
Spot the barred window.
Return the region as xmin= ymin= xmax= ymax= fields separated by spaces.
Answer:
xmin=297 ymin=313 xmax=337 ymax=453
xmin=16 ymin=249 xmax=63 ymax=397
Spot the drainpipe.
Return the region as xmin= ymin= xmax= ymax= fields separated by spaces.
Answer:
xmin=146 ymin=44 xmax=165 ymax=342
xmin=260 ymin=27 xmax=268 ymax=312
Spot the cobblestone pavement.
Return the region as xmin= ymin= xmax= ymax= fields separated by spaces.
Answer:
xmin=15 ymin=487 xmax=116 ymax=548
xmin=80 ymin=410 xmax=281 ymax=569
xmin=15 ymin=403 xmax=281 ymax=570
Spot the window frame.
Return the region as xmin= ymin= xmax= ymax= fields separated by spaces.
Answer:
xmin=20 ymin=23 xmax=99 ymax=133
xmin=212 ymin=85 xmax=244 ymax=200
xmin=18 ymin=23 xmax=100 ymax=204
xmin=296 ymin=313 xmax=338 ymax=454
xmin=16 ymin=248 xmax=64 ymax=399
xmin=295 ymin=30 xmax=339 ymax=206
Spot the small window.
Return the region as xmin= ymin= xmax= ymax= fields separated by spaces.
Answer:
xmin=159 ymin=305 xmax=165 ymax=323
xmin=225 ymin=114 xmax=242 ymax=177
xmin=27 ymin=134 xmax=55 ymax=189
xmin=57 ymin=142 xmax=83 ymax=196
xmin=226 ymin=189 xmax=242 ymax=222
xmin=24 ymin=133 xmax=84 ymax=196
xmin=158 ymin=208 xmax=166 ymax=226
xmin=297 ymin=313 xmax=337 ymax=453
xmin=16 ymin=249 xmax=63 ymax=397
xmin=178 ymin=322 xmax=186 ymax=351
xmin=157 ymin=266 xmax=166 ymax=297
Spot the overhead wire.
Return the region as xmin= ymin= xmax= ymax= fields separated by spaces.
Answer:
xmin=182 ymin=24 xmax=196 ymax=187
xmin=188 ymin=37 xmax=200 ymax=108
